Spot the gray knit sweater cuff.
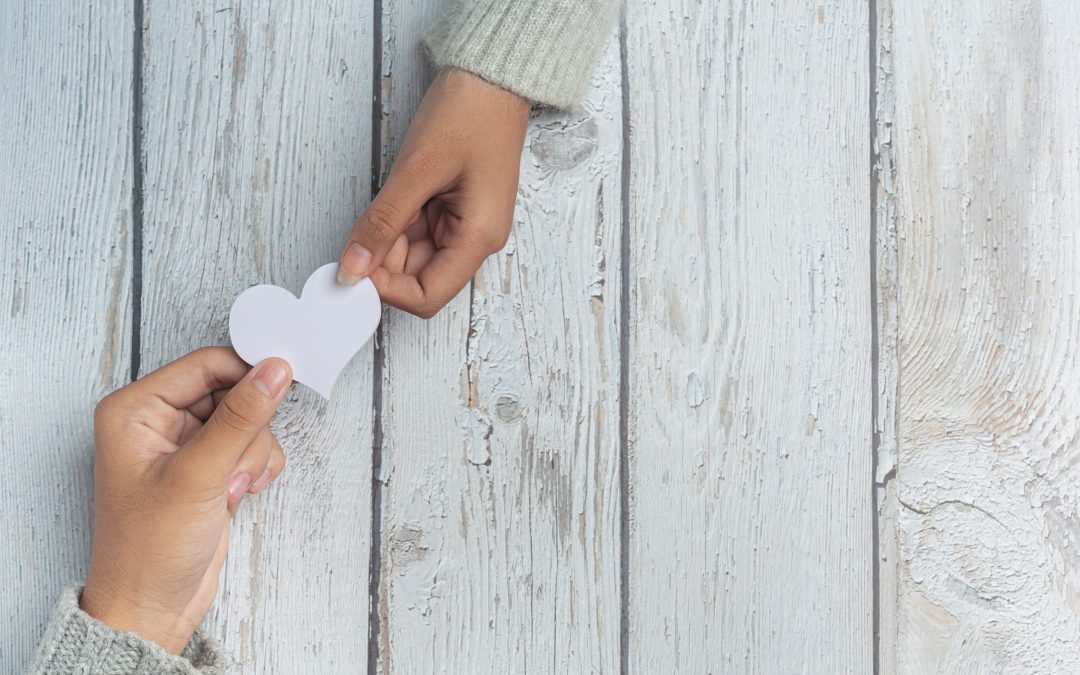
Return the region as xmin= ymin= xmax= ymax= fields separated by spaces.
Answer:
xmin=424 ymin=0 xmax=620 ymax=110
xmin=27 ymin=586 xmax=228 ymax=674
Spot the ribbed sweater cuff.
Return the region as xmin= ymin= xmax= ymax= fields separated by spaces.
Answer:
xmin=424 ymin=0 xmax=619 ymax=110
xmin=28 ymin=586 xmax=228 ymax=675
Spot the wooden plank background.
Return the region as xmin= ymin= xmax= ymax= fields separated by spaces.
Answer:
xmin=887 ymin=1 xmax=1080 ymax=672
xmin=375 ymin=0 xmax=622 ymax=672
xmin=0 ymin=1 xmax=134 ymax=665
xmin=3 ymin=0 xmax=1078 ymax=673
xmin=625 ymin=1 xmax=873 ymax=672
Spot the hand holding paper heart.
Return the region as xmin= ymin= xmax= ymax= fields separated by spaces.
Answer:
xmin=335 ymin=69 xmax=529 ymax=318
xmin=82 ymin=348 xmax=290 ymax=654
xmin=229 ymin=263 xmax=381 ymax=398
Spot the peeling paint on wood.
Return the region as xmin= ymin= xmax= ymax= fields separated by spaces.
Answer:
xmin=529 ymin=116 xmax=599 ymax=172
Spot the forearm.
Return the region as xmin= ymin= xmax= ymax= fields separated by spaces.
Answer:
xmin=27 ymin=586 xmax=227 ymax=675
xmin=425 ymin=0 xmax=621 ymax=110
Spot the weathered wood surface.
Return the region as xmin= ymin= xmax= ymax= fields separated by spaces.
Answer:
xmin=374 ymin=0 xmax=624 ymax=671
xmin=370 ymin=3 xmax=469 ymax=671
xmin=889 ymin=1 xmax=1080 ymax=671
xmin=0 ymin=2 xmax=134 ymax=667
xmin=624 ymin=1 xmax=874 ymax=672
xmin=10 ymin=1 xmax=1080 ymax=673
xmin=138 ymin=2 xmax=375 ymax=672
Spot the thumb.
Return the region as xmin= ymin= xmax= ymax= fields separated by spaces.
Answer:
xmin=175 ymin=358 xmax=292 ymax=486
xmin=336 ymin=162 xmax=441 ymax=286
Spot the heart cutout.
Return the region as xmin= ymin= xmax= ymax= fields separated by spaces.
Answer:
xmin=228 ymin=263 xmax=381 ymax=399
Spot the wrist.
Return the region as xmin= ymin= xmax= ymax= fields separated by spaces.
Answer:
xmin=441 ymin=68 xmax=530 ymax=119
xmin=80 ymin=581 xmax=194 ymax=654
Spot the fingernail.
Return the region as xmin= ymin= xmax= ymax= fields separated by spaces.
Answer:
xmin=337 ymin=241 xmax=372 ymax=285
xmin=250 ymin=468 xmax=271 ymax=493
xmin=228 ymin=472 xmax=252 ymax=501
xmin=253 ymin=360 xmax=290 ymax=398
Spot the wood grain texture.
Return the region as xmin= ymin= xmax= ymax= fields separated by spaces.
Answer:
xmin=891 ymin=2 xmax=1080 ymax=671
xmin=139 ymin=2 xmax=374 ymax=671
xmin=374 ymin=1 xmax=623 ymax=671
xmin=625 ymin=1 xmax=873 ymax=671
xmin=0 ymin=3 xmax=133 ymax=668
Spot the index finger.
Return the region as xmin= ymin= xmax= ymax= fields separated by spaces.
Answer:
xmin=122 ymin=347 xmax=251 ymax=410
xmin=371 ymin=242 xmax=489 ymax=318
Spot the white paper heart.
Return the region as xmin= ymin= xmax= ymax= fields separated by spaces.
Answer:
xmin=228 ymin=263 xmax=381 ymax=399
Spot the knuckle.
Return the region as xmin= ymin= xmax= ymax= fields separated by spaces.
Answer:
xmin=94 ymin=390 xmax=132 ymax=424
xmin=416 ymin=302 xmax=441 ymax=320
xmin=192 ymin=346 xmax=220 ymax=360
xmin=361 ymin=203 xmax=402 ymax=246
xmin=213 ymin=393 xmax=257 ymax=434
xmin=484 ymin=228 xmax=511 ymax=254
xmin=195 ymin=347 xmax=237 ymax=390
xmin=93 ymin=393 xmax=118 ymax=420
xmin=469 ymin=223 xmax=510 ymax=255
xmin=201 ymin=360 xmax=219 ymax=393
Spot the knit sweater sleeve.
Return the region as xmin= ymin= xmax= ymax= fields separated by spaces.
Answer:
xmin=26 ymin=586 xmax=228 ymax=675
xmin=424 ymin=0 xmax=620 ymax=110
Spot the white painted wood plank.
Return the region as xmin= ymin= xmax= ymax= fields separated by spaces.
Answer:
xmin=375 ymin=2 xmax=623 ymax=671
xmin=625 ymin=2 xmax=873 ymax=672
xmin=369 ymin=4 xmax=469 ymax=670
xmin=140 ymin=3 xmax=374 ymax=671
xmin=370 ymin=2 xmax=472 ymax=670
xmin=0 ymin=3 xmax=133 ymax=669
xmin=891 ymin=2 xmax=1080 ymax=671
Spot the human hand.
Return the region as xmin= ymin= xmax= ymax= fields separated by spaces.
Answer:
xmin=80 ymin=347 xmax=292 ymax=654
xmin=336 ymin=68 xmax=530 ymax=318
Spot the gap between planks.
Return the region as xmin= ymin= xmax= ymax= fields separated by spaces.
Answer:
xmin=368 ymin=0 xmax=386 ymax=673
xmin=868 ymin=0 xmax=882 ymax=670
xmin=129 ymin=0 xmax=145 ymax=382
